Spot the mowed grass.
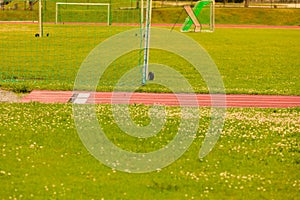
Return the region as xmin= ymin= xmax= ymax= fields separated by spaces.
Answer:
xmin=151 ymin=7 xmax=300 ymax=26
xmin=0 ymin=103 xmax=299 ymax=199
xmin=188 ymin=28 xmax=300 ymax=95
xmin=1 ymin=3 xmax=299 ymax=200
xmin=0 ymin=24 xmax=299 ymax=95
xmin=1 ymin=0 xmax=300 ymax=26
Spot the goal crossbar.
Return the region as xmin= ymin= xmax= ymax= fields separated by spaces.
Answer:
xmin=55 ymin=2 xmax=110 ymax=25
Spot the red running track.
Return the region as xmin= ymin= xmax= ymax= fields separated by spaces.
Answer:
xmin=21 ymin=90 xmax=300 ymax=108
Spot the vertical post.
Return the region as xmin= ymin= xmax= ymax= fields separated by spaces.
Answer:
xmin=141 ymin=0 xmax=144 ymax=25
xmin=139 ymin=0 xmax=144 ymax=83
xmin=55 ymin=3 xmax=58 ymax=24
xmin=210 ymin=0 xmax=215 ymax=32
xmin=107 ymin=4 xmax=110 ymax=26
xmin=142 ymin=0 xmax=152 ymax=85
xmin=39 ymin=0 xmax=43 ymax=37
xmin=109 ymin=0 xmax=112 ymax=25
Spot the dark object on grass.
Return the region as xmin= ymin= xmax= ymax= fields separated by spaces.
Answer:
xmin=68 ymin=93 xmax=78 ymax=103
xmin=148 ymin=72 xmax=154 ymax=81
xmin=35 ymin=33 xmax=49 ymax=37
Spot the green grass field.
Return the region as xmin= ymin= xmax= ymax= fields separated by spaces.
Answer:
xmin=1 ymin=0 xmax=300 ymax=26
xmin=0 ymin=2 xmax=299 ymax=199
xmin=1 ymin=2 xmax=299 ymax=94
xmin=0 ymin=24 xmax=299 ymax=95
xmin=0 ymin=103 xmax=299 ymax=199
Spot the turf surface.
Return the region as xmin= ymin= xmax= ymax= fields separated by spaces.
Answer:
xmin=0 ymin=103 xmax=299 ymax=199
xmin=0 ymin=25 xmax=299 ymax=95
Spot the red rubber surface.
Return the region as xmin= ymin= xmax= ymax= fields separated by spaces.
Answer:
xmin=21 ymin=90 xmax=300 ymax=108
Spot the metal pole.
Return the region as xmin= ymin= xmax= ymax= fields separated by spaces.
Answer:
xmin=55 ymin=3 xmax=58 ymax=24
xmin=107 ymin=4 xmax=110 ymax=26
xmin=109 ymin=0 xmax=112 ymax=25
xmin=39 ymin=0 xmax=43 ymax=37
xmin=142 ymin=0 xmax=152 ymax=85
xmin=211 ymin=0 xmax=215 ymax=32
xmin=141 ymin=0 xmax=144 ymax=24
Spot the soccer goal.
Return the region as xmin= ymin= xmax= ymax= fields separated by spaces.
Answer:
xmin=0 ymin=0 xmax=153 ymax=89
xmin=55 ymin=2 xmax=111 ymax=25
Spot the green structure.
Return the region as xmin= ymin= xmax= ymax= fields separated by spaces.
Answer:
xmin=181 ymin=0 xmax=215 ymax=32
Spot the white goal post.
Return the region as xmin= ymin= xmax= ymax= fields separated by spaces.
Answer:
xmin=55 ymin=2 xmax=111 ymax=25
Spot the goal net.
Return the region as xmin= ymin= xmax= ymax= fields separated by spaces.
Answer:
xmin=0 ymin=0 xmax=152 ymax=91
xmin=55 ymin=2 xmax=111 ymax=24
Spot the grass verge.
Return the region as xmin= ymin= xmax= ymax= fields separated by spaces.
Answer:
xmin=0 ymin=103 xmax=299 ymax=199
